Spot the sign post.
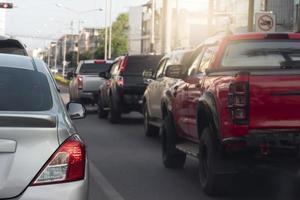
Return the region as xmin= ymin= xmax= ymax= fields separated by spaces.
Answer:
xmin=255 ymin=12 xmax=276 ymax=33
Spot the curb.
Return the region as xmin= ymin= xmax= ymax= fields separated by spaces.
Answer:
xmin=55 ymin=74 xmax=70 ymax=86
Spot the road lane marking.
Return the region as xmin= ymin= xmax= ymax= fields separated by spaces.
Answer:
xmin=90 ymin=161 xmax=126 ymax=200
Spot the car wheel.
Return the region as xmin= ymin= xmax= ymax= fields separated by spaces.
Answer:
xmin=108 ymin=96 xmax=121 ymax=124
xmin=143 ymin=104 xmax=159 ymax=138
xmin=199 ymin=128 xmax=234 ymax=196
xmin=162 ymin=112 xmax=186 ymax=169
xmin=97 ymin=96 xmax=109 ymax=119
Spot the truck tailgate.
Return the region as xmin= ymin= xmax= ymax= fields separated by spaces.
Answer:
xmin=82 ymin=74 xmax=105 ymax=92
xmin=123 ymin=75 xmax=146 ymax=95
xmin=249 ymin=75 xmax=300 ymax=129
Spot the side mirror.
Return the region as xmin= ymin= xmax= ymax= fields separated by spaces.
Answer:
xmin=67 ymin=102 xmax=86 ymax=120
xmin=143 ymin=69 xmax=154 ymax=79
xmin=165 ymin=65 xmax=183 ymax=79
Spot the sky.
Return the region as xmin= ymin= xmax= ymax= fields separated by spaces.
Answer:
xmin=4 ymin=0 xmax=205 ymax=50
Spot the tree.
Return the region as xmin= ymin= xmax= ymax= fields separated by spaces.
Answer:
xmin=66 ymin=51 xmax=78 ymax=68
xmin=111 ymin=13 xmax=128 ymax=58
xmin=93 ymin=13 xmax=128 ymax=59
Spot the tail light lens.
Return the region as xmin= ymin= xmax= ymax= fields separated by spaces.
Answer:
xmin=77 ymin=75 xmax=83 ymax=90
xmin=119 ymin=57 xmax=128 ymax=73
xmin=117 ymin=76 xmax=124 ymax=87
xmin=228 ymin=75 xmax=249 ymax=124
xmin=31 ymin=135 xmax=86 ymax=186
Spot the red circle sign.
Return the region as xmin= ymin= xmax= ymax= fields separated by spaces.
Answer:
xmin=258 ymin=14 xmax=274 ymax=32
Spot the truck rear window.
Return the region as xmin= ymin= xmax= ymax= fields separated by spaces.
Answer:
xmin=80 ymin=63 xmax=111 ymax=74
xmin=0 ymin=67 xmax=52 ymax=111
xmin=221 ymin=40 xmax=300 ymax=68
xmin=124 ymin=56 xmax=162 ymax=75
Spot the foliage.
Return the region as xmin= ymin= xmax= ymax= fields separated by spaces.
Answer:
xmin=111 ymin=13 xmax=128 ymax=58
xmin=66 ymin=51 xmax=78 ymax=68
xmin=77 ymin=13 xmax=128 ymax=61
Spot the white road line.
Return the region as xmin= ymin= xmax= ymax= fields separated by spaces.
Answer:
xmin=90 ymin=161 xmax=126 ymax=200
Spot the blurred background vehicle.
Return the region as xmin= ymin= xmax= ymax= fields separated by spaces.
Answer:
xmin=0 ymin=54 xmax=88 ymax=200
xmin=97 ymin=55 xmax=162 ymax=123
xmin=0 ymin=35 xmax=27 ymax=56
xmin=69 ymin=59 xmax=113 ymax=105
xmin=142 ymin=49 xmax=199 ymax=137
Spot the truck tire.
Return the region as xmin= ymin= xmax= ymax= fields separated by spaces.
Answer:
xmin=198 ymin=127 xmax=234 ymax=196
xmin=108 ymin=96 xmax=121 ymax=124
xmin=97 ymin=96 xmax=109 ymax=119
xmin=143 ymin=104 xmax=159 ymax=138
xmin=162 ymin=112 xmax=186 ymax=169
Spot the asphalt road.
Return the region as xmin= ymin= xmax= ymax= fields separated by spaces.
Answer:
xmin=60 ymin=86 xmax=300 ymax=200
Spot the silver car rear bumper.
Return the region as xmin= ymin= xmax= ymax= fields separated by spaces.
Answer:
xmin=17 ymin=179 xmax=88 ymax=200
xmin=15 ymin=160 xmax=89 ymax=200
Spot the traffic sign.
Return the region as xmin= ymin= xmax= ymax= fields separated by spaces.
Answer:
xmin=255 ymin=12 xmax=276 ymax=33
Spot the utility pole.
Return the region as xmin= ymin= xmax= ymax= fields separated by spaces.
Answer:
xmin=208 ymin=0 xmax=214 ymax=34
xmin=54 ymin=42 xmax=58 ymax=70
xmin=47 ymin=43 xmax=51 ymax=67
xmin=248 ymin=0 xmax=255 ymax=32
xmin=108 ymin=0 xmax=112 ymax=59
xmin=63 ymin=35 xmax=67 ymax=78
xmin=174 ymin=0 xmax=179 ymax=48
xmin=150 ymin=0 xmax=156 ymax=53
xmin=162 ymin=0 xmax=172 ymax=54
xmin=104 ymin=0 xmax=108 ymax=60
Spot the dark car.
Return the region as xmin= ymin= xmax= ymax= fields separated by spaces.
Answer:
xmin=0 ymin=36 xmax=27 ymax=56
xmin=161 ymin=32 xmax=300 ymax=195
xmin=97 ymin=55 xmax=162 ymax=123
xmin=142 ymin=49 xmax=197 ymax=137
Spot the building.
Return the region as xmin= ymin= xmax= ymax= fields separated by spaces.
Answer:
xmin=214 ymin=0 xmax=296 ymax=32
xmin=141 ymin=3 xmax=162 ymax=54
xmin=78 ymin=28 xmax=102 ymax=56
xmin=56 ymin=34 xmax=79 ymax=66
xmin=214 ymin=0 xmax=262 ymax=32
xmin=128 ymin=6 xmax=143 ymax=55
xmin=128 ymin=1 xmax=208 ymax=55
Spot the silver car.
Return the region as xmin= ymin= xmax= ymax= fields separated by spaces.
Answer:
xmin=0 ymin=54 xmax=88 ymax=200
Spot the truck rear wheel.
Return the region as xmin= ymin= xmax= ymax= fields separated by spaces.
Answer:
xmin=162 ymin=112 xmax=186 ymax=169
xmin=143 ymin=104 xmax=159 ymax=138
xmin=97 ymin=96 xmax=109 ymax=119
xmin=108 ymin=97 xmax=121 ymax=124
xmin=199 ymin=128 xmax=234 ymax=196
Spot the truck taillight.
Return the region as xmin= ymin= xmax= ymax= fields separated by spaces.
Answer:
xmin=77 ymin=75 xmax=83 ymax=90
xmin=31 ymin=135 xmax=85 ymax=186
xmin=228 ymin=81 xmax=249 ymax=124
xmin=119 ymin=57 xmax=128 ymax=73
xmin=117 ymin=76 xmax=124 ymax=87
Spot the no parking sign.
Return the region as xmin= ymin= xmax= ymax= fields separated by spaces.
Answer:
xmin=255 ymin=12 xmax=276 ymax=33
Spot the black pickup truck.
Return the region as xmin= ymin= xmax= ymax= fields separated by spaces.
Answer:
xmin=97 ymin=55 xmax=162 ymax=123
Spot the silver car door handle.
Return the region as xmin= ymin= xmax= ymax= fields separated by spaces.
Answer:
xmin=0 ymin=139 xmax=17 ymax=153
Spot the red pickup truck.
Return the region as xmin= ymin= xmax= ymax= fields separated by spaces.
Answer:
xmin=161 ymin=32 xmax=300 ymax=195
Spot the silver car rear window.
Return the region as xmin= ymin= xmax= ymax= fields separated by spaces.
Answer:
xmin=0 ymin=67 xmax=52 ymax=111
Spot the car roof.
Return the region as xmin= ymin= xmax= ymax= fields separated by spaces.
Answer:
xmin=82 ymin=59 xmax=114 ymax=64
xmin=203 ymin=32 xmax=300 ymax=46
xmin=0 ymin=54 xmax=34 ymax=70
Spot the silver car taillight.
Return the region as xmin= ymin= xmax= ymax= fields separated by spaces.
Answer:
xmin=30 ymin=135 xmax=85 ymax=186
